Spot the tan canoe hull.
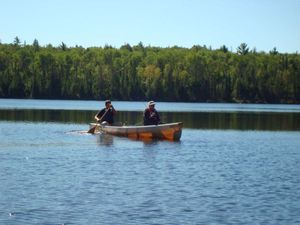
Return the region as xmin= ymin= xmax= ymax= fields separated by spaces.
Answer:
xmin=90 ymin=122 xmax=183 ymax=141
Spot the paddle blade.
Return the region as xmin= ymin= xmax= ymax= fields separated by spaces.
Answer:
xmin=87 ymin=125 xmax=97 ymax=134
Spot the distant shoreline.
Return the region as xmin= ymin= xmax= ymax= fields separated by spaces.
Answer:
xmin=1 ymin=42 xmax=299 ymax=104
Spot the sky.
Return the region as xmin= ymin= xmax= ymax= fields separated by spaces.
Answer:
xmin=0 ymin=0 xmax=299 ymax=53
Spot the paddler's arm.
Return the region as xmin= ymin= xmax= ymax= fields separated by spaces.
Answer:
xmin=94 ymin=109 xmax=104 ymax=122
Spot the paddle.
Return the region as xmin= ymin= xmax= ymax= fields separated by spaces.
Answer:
xmin=87 ymin=108 xmax=110 ymax=134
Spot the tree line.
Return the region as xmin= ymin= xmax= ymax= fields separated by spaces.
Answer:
xmin=0 ymin=37 xmax=299 ymax=103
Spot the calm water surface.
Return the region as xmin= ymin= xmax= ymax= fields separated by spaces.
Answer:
xmin=1 ymin=98 xmax=300 ymax=112
xmin=1 ymin=99 xmax=300 ymax=224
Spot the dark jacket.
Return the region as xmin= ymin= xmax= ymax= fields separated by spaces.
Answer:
xmin=143 ymin=108 xmax=160 ymax=125
xmin=96 ymin=108 xmax=115 ymax=124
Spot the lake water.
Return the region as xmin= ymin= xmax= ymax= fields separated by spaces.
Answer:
xmin=1 ymin=99 xmax=300 ymax=224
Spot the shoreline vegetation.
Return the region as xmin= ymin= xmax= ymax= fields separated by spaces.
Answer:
xmin=0 ymin=37 xmax=299 ymax=104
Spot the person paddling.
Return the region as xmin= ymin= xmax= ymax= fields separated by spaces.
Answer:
xmin=95 ymin=100 xmax=116 ymax=125
xmin=143 ymin=101 xmax=161 ymax=125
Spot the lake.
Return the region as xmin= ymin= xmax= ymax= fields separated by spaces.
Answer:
xmin=1 ymin=99 xmax=300 ymax=225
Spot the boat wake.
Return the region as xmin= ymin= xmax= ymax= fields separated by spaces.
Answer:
xmin=65 ymin=130 xmax=93 ymax=135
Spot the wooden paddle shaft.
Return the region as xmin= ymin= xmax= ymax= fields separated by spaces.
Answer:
xmin=97 ymin=107 xmax=110 ymax=122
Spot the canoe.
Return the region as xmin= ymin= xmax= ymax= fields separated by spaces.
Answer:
xmin=90 ymin=122 xmax=183 ymax=141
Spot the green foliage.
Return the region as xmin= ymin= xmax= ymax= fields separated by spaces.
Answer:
xmin=237 ymin=43 xmax=249 ymax=55
xmin=0 ymin=40 xmax=299 ymax=103
xmin=13 ymin=36 xmax=21 ymax=46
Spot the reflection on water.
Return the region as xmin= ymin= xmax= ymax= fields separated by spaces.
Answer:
xmin=96 ymin=132 xmax=180 ymax=146
xmin=0 ymin=109 xmax=92 ymax=123
xmin=97 ymin=133 xmax=114 ymax=146
xmin=0 ymin=109 xmax=299 ymax=131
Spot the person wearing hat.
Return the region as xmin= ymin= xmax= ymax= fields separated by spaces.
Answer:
xmin=143 ymin=100 xmax=161 ymax=125
xmin=94 ymin=100 xmax=116 ymax=125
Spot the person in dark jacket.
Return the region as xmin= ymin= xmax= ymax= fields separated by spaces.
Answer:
xmin=143 ymin=101 xmax=161 ymax=125
xmin=95 ymin=100 xmax=116 ymax=125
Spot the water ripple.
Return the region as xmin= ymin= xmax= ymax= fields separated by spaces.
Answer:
xmin=1 ymin=123 xmax=300 ymax=224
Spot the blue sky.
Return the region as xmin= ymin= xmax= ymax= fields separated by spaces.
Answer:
xmin=1 ymin=0 xmax=299 ymax=53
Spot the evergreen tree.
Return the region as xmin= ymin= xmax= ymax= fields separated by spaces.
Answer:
xmin=237 ymin=43 xmax=249 ymax=55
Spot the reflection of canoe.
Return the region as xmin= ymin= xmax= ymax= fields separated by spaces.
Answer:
xmin=90 ymin=122 xmax=183 ymax=141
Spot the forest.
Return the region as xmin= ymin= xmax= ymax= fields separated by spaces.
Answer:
xmin=0 ymin=37 xmax=299 ymax=103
